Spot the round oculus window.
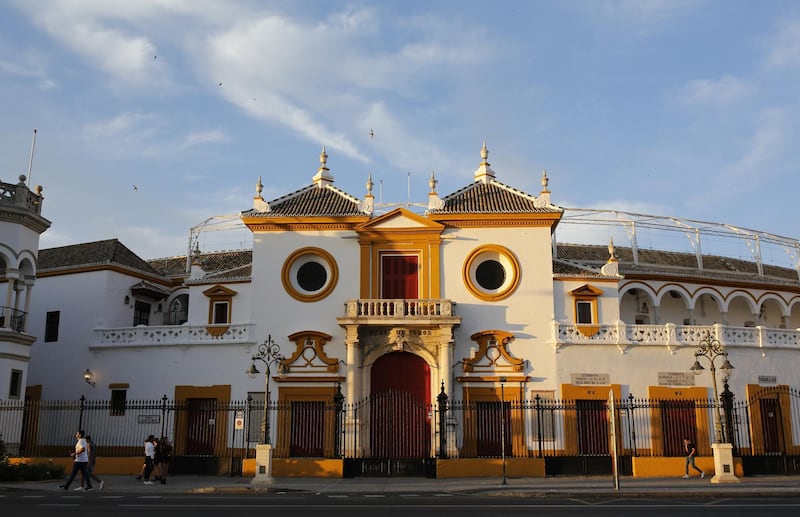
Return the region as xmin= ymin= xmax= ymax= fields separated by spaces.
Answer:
xmin=282 ymin=247 xmax=339 ymax=302
xmin=475 ymin=259 xmax=505 ymax=290
xmin=297 ymin=261 xmax=327 ymax=292
xmin=463 ymin=245 xmax=520 ymax=301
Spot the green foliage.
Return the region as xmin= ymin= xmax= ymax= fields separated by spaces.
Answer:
xmin=0 ymin=436 xmax=66 ymax=481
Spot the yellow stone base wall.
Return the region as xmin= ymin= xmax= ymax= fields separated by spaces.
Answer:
xmin=242 ymin=458 xmax=343 ymax=478
xmin=436 ymin=458 xmax=546 ymax=478
xmin=631 ymin=456 xmax=744 ymax=478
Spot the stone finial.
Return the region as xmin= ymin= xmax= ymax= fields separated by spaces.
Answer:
xmin=312 ymin=146 xmax=334 ymax=187
xmin=359 ymin=173 xmax=375 ymax=215
xmin=474 ymin=141 xmax=496 ymax=183
xmin=427 ymin=170 xmax=444 ymax=211
xmin=601 ymin=236 xmax=621 ymax=277
xmin=541 ymin=169 xmax=550 ymax=193
xmin=252 ymin=175 xmax=269 ymax=211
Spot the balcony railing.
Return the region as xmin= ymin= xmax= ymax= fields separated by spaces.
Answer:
xmin=92 ymin=323 xmax=255 ymax=348
xmin=0 ymin=306 xmax=26 ymax=333
xmin=341 ymin=299 xmax=457 ymax=319
xmin=553 ymin=321 xmax=800 ymax=351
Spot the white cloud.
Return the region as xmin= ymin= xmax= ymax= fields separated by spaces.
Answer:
xmin=724 ymin=108 xmax=788 ymax=181
xmin=203 ymin=8 xmax=489 ymax=163
xmin=678 ymin=75 xmax=755 ymax=108
xmin=0 ymin=48 xmax=58 ymax=90
xmin=82 ymin=112 xmax=161 ymax=141
xmin=179 ymin=130 xmax=229 ymax=150
xmin=764 ymin=19 xmax=800 ymax=69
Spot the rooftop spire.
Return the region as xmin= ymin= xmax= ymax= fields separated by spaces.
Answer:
xmin=427 ymin=170 xmax=444 ymax=211
xmin=474 ymin=141 xmax=496 ymax=183
xmin=252 ymin=175 xmax=269 ymax=211
xmin=359 ymin=172 xmax=375 ymax=215
xmin=312 ymin=146 xmax=334 ymax=187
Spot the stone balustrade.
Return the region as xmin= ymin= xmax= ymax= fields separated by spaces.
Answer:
xmin=91 ymin=323 xmax=255 ymax=348
xmin=342 ymin=299 xmax=455 ymax=318
xmin=553 ymin=321 xmax=800 ymax=351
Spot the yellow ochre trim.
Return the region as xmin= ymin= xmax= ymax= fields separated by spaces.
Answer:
xmin=281 ymin=247 xmax=339 ymax=302
xmin=462 ymin=244 xmax=520 ymax=302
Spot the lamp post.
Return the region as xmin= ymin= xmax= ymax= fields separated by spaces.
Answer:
xmin=246 ymin=334 xmax=285 ymax=445
xmin=499 ymin=376 xmax=507 ymax=485
xmin=689 ymin=332 xmax=734 ymax=444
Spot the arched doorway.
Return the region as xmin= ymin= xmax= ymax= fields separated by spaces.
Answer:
xmin=369 ymin=351 xmax=431 ymax=461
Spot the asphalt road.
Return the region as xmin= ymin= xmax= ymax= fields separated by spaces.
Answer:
xmin=3 ymin=493 xmax=800 ymax=517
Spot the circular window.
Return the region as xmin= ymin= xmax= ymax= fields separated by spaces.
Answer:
xmin=475 ymin=260 xmax=505 ymax=290
xmin=463 ymin=245 xmax=520 ymax=301
xmin=282 ymin=247 xmax=338 ymax=302
xmin=297 ymin=262 xmax=327 ymax=291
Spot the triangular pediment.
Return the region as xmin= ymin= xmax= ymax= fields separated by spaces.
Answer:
xmin=202 ymin=284 xmax=237 ymax=297
xmin=356 ymin=208 xmax=443 ymax=231
xmin=570 ymin=284 xmax=604 ymax=296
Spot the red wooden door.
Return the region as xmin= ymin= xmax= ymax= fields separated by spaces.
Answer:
xmin=760 ymin=399 xmax=782 ymax=454
xmin=382 ymin=255 xmax=419 ymax=299
xmin=370 ymin=352 xmax=431 ymax=458
xmin=660 ymin=400 xmax=698 ymax=456
xmin=186 ymin=398 xmax=216 ymax=455
xmin=576 ymin=400 xmax=609 ymax=455
xmin=475 ymin=401 xmax=512 ymax=457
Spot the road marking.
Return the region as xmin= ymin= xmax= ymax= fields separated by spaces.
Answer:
xmin=329 ymin=495 xmax=348 ymax=498
xmin=23 ymin=495 xmax=45 ymax=498
xmin=364 ymin=494 xmax=385 ymax=498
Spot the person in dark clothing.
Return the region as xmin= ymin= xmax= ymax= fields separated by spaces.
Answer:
xmin=682 ymin=437 xmax=705 ymax=479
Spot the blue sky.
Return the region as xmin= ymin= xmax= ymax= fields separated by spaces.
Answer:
xmin=1 ymin=1 xmax=799 ymax=260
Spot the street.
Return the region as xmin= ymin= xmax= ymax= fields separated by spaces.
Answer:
xmin=2 ymin=492 xmax=800 ymax=516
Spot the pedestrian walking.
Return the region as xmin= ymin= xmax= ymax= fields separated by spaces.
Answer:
xmin=58 ymin=430 xmax=93 ymax=491
xmin=136 ymin=435 xmax=156 ymax=484
xmin=155 ymin=436 xmax=172 ymax=484
xmin=81 ymin=435 xmax=104 ymax=491
xmin=682 ymin=437 xmax=705 ymax=479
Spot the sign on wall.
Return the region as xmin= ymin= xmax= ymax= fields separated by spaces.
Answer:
xmin=571 ymin=373 xmax=610 ymax=385
xmin=657 ymin=372 xmax=696 ymax=386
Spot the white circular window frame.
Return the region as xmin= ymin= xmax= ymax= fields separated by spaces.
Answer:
xmin=463 ymin=244 xmax=520 ymax=301
xmin=282 ymin=247 xmax=339 ymax=302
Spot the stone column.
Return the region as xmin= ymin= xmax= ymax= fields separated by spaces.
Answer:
xmin=343 ymin=325 xmax=361 ymax=457
xmin=2 ymin=271 xmax=18 ymax=329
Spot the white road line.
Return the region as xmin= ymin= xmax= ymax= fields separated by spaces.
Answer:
xmin=364 ymin=494 xmax=385 ymax=498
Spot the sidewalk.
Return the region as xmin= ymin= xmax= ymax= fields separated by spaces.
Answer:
xmin=2 ymin=474 xmax=799 ymax=497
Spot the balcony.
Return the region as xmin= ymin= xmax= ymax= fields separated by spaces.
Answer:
xmin=91 ymin=323 xmax=255 ymax=350
xmin=552 ymin=321 xmax=800 ymax=353
xmin=0 ymin=306 xmax=27 ymax=333
xmin=338 ymin=299 xmax=461 ymax=326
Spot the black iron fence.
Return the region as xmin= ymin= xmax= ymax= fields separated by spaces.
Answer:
xmin=1 ymin=386 xmax=798 ymax=476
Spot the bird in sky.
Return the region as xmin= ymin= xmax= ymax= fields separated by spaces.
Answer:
xmin=218 ymin=82 xmax=223 ymax=87
xmin=369 ymin=129 xmax=374 ymax=139
xmin=132 ymin=184 xmax=138 ymax=192
xmin=153 ymin=55 xmax=157 ymax=60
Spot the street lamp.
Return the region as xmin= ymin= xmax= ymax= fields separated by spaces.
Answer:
xmin=690 ymin=333 xmax=734 ymax=443
xmin=246 ymin=334 xmax=286 ymax=445
xmin=499 ymin=376 xmax=507 ymax=485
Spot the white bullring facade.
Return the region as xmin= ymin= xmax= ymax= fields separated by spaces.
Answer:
xmin=2 ymin=145 xmax=799 ymax=478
